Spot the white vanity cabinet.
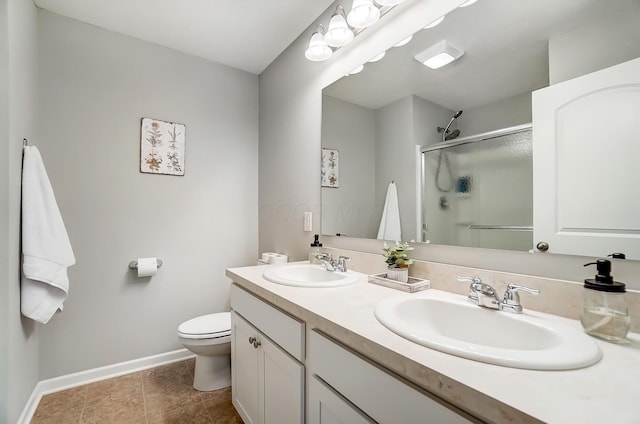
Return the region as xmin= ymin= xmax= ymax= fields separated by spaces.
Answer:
xmin=532 ymin=57 xmax=640 ymax=258
xmin=309 ymin=331 xmax=476 ymax=424
xmin=230 ymin=285 xmax=305 ymax=424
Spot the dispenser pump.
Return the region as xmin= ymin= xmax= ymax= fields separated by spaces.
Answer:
xmin=583 ymin=259 xmax=626 ymax=292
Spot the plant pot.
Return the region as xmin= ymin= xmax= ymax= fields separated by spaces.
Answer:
xmin=386 ymin=266 xmax=409 ymax=283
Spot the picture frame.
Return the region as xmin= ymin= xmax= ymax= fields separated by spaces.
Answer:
xmin=321 ymin=148 xmax=339 ymax=188
xmin=140 ymin=117 xmax=186 ymax=176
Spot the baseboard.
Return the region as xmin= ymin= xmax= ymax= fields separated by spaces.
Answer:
xmin=18 ymin=348 xmax=194 ymax=424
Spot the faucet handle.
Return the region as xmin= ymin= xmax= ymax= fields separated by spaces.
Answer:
xmin=502 ymin=283 xmax=540 ymax=313
xmin=316 ymin=252 xmax=332 ymax=261
xmin=457 ymin=276 xmax=483 ymax=304
xmin=456 ymin=275 xmax=482 ymax=285
xmin=336 ymin=256 xmax=350 ymax=271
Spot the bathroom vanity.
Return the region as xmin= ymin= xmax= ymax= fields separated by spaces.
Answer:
xmin=227 ymin=264 xmax=640 ymax=423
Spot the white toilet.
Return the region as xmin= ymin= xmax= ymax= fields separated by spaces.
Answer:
xmin=178 ymin=312 xmax=231 ymax=391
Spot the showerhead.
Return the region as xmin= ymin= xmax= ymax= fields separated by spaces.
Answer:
xmin=440 ymin=110 xmax=464 ymax=142
xmin=444 ymin=129 xmax=460 ymax=140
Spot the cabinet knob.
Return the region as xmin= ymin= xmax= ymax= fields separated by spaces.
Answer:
xmin=248 ymin=336 xmax=256 ymax=345
xmin=253 ymin=339 xmax=261 ymax=348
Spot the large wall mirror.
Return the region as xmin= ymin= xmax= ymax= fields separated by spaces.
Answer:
xmin=321 ymin=0 xmax=640 ymax=259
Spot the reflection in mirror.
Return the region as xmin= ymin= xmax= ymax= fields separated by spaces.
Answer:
xmin=321 ymin=0 xmax=640 ymax=258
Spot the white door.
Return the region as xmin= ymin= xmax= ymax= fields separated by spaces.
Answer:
xmin=260 ymin=334 xmax=304 ymax=424
xmin=231 ymin=312 xmax=260 ymax=424
xmin=308 ymin=376 xmax=375 ymax=424
xmin=532 ymin=57 xmax=640 ymax=258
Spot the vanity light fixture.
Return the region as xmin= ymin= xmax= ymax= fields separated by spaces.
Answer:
xmin=393 ymin=34 xmax=413 ymax=47
xmin=374 ymin=0 xmax=405 ymax=6
xmin=346 ymin=64 xmax=364 ymax=75
xmin=347 ymin=0 xmax=381 ymax=29
xmin=424 ymin=16 xmax=445 ymax=29
xmin=305 ymin=25 xmax=333 ymax=61
xmin=414 ymin=40 xmax=464 ymax=69
xmin=325 ymin=5 xmax=354 ymax=47
xmin=305 ymin=0 xmax=405 ymax=62
xmin=368 ymin=51 xmax=386 ymax=62
xmin=458 ymin=0 xmax=478 ymax=7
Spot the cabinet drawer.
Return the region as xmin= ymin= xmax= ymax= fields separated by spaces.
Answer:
xmin=231 ymin=284 xmax=305 ymax=361
xmin=310 ymin=331 xmax=475 ymax=424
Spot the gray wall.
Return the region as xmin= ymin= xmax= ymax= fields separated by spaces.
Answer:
xmin=321 ymin=95 xmax=377 ymax=238
xmin=2 ymin=0 xmax=40 ymax=422
xmin=259 ymin=0 xmax=640 ymax=288
xmin=549 ymin=7 xmax=640 ymax=84
xmin=37 ymin=10 xmax=259 ymax=379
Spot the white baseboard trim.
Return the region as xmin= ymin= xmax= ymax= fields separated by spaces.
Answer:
xmin=18 ymin=348 xmax=194 ymax=424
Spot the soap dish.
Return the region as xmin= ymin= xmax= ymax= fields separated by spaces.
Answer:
xmin=368 ymin=274 xmax=430 ymax=293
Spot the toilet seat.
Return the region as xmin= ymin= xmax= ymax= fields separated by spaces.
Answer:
xmin=178 ymin=312 xmax=231 ymax=339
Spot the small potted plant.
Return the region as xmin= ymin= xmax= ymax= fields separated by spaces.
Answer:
xmin=382 ymin=241 xmax=414 ymax=283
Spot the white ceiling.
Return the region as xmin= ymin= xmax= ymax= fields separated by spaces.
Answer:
xmin=324 ymin=0 xmax=640 ymax=111
xmin=34 ymin=0 xmax=335 ymax=74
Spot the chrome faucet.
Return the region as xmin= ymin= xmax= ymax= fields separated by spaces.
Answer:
xmin=315 ymin=253 xmax=350 ymax=272
xmin=456 ymin=276 xmax=539 ymax=313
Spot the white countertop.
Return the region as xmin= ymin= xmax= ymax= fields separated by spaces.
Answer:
xmin=226 ymin=263 xmax=640 ymax=424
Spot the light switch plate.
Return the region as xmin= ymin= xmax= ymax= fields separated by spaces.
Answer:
xmin=304 ymin=212 xmax=312 ymax=232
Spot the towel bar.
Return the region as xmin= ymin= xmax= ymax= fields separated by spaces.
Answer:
xmin=128 ymin=259 xmax=163 ymax=269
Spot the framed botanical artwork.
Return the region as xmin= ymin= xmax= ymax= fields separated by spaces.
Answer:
xmin=140 ymin=117 xmax=186 ymax=176
xmin=321 ymin=148 xmax=339 ymax=188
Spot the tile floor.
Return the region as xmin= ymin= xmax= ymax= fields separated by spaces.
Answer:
xmin=31 ymin=359 xmax=243 ymax=424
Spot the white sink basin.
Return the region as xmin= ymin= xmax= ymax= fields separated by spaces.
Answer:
xmin=262 ymin=264 xmax=360 ymax=288
xmin=374 ymin=291 xmax=602 ymax=370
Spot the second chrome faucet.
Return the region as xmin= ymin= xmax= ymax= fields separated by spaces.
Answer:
xmin=456 ymin=276 xmax=540 ymax=314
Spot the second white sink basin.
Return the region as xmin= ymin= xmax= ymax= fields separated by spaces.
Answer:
xmin=263 ymin=264 xmax=360 ymax=288
xmin=374 ymin=291 xmax=602 ymax=370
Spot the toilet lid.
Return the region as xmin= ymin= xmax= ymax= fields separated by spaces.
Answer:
xmin=178 ymin=312 xmax=231 ymax=338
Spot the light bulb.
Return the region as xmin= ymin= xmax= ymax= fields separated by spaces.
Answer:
xmin=368 ymin=51 xmax=386 ymax=62
xmin=305 ymin=32 xmax=332 ymax=62
xmin=325 ymin=12 xmax=354 ymax=47
xmin=459 ymin=0 xmax=478 ymax=7
xmin=374 ymin=0 xmax=404 ymax=5
xmin=424 ymin=16 xmax=445 ymax=29
xmin=347 ymin=0 xmax=381 ymax=29
xmin=393 ymin=35 xmax=413 ymax=47
xmin=347 ymin=64 xmax=364 ymax=75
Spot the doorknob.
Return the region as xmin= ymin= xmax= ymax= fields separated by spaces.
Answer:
xmin=536 ymin=241 xmax=549 ymax=252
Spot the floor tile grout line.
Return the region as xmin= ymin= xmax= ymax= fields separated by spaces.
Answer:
xmin=77 ymin=384 xmax=89 ymax=424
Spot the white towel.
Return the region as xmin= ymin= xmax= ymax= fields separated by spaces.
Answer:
xmin=21 ymin=146 xmax=75 ymax=324
xmin=377 ymin=182 xmax=402 ymax=241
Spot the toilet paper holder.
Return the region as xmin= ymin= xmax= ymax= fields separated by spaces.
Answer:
xmin=128 ymin=259 xmax=163 ymax=269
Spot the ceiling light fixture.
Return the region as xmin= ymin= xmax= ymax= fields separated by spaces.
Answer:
xmin=458 ymin=0 xmax=478 ymax=7
xmin=325 ymin=5 xmax=354 ymax=48
xmin=424 ymin=16 xmax=445 ymax=29
xmin=414 ymin=40 xmax=464 ymax=69
xmin=305 ymin=25 xmax=332 ymax=62
xmin=347 ymin=0 xmax=381 ymax=29
xmin=368 ymin=51 xmax=386 ymax=62
xmin=393 ymin=35 xmax=413 ymax=47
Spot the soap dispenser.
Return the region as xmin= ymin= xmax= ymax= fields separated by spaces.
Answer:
xmin=580 ymin=259 xmax=630 ymax=343
xmin=309 ymin=234 xmax=323 ymax=265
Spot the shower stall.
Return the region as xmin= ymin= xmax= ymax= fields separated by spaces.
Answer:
xmin=420 ymin=124 xmax=533 ymax=251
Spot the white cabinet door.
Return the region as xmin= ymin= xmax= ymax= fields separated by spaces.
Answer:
xmin=309 ymin=376 xmax=374 ymax=424
xmin=232 ymin=311 xmax=260 ymax=424
xmin=532 ymin=57 xmax=640 ymax=258
xmin=260 ymin=334 xmax=304 ymax=424
xmin=231 ymin=311 xmax=304 ymax=424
